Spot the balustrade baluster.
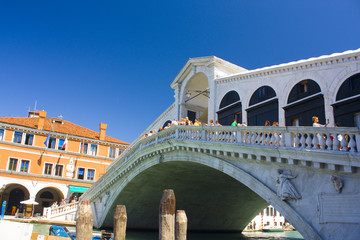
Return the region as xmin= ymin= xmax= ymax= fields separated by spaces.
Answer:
xmin=227 ymin=131 xmax=230 ymax=142
xmin=265 ymin=133 xmax=270 ymax=146
xmin=280 ymin=132 xmax=285 ymax=146
xmin=251 ymin=132 xmax=256 ymax=144
xmin=275 ymin=133 xmax=280 ymax=146
xmin=326 ymin=133 xmax=333 ymax=150
xmin=341 ymin=136 xmax=348 ymax=152
xmin=311 ymin=133 xmax=318 ymax=149
xmin=270 ymin=133 xmax=275 ymax=146
xmin=319 ymin=134 xmax=326 ymax=149
xmin=300 ymin=134 xmax=306 ymax=148
xmin=348 ymin=134 xmax=356 ymax=152
xmin=293 ymin=133 xmax=300 ymax=148
xmin=260 ymin=133 xmax=265 ymax=145
xmin=254 ymin=132 xmax=259 ymax=144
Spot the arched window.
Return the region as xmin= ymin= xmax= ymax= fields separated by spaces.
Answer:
xmin=333 ymin=73 xmax=360 ymax=127
xmin=40 ymin=191 xmax=54 ymax=199
xmin=217 ymin=91 xmax=241 ymax=125
xmin=336 ymin=73 xmax=360 ymax=101
xmin=219 ymin=91 xmax=240 ymax=109
xmin=284 ymin=80 xmax=324 ymax=126
xmin=249 ymin=86 xmax=276 ymax=106
xmin=247 ymin=86 xmax=278 ymax=126
xmin=287 ymin=80 xmax=321 ymax=104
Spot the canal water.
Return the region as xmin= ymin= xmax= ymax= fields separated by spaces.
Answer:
xmin=32 ymin=223 xmax=304 ymax=240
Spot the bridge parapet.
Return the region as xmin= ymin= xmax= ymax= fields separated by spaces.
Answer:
xmin=123 ymin=125 xmax=359 ymax=161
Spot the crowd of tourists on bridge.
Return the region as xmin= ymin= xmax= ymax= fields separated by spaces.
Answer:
xmin=143 ymin=115 xmax=331 ymax=140
xmin=143 ymin=117 xmax=222 ymax=138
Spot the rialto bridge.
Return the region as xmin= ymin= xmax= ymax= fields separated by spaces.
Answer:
xmin=82 ymin=125 xmax=360 ymax=240
xmin=82 ymin=49 xmax=360 ymax=240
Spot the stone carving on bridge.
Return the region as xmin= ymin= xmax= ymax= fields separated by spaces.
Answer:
xmin=276 ymin=170 xmax=301 ymax=201
xmin=330 ymin=175 xmax=343 ymax=193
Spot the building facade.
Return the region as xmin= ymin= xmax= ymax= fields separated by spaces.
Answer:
xmin=0 ymin=110 xmax=129 ymax=215
xmin=244 ymin=205 xmax=286 ymax=231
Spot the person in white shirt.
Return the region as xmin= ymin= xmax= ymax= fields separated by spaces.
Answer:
xmin=312 ymin=116 xmax=329 ymax=127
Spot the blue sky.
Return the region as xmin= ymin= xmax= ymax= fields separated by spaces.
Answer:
xmin=1 ymin=1 xmax=359 ymax=143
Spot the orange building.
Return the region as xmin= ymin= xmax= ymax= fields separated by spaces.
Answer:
xmin=0 ymin=110 xmax=129 ymax=215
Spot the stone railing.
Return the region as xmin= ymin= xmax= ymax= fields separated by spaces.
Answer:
xmin=43 ymin=201 xmax=78 ymax=220
xmin=106 ymin=125 xmax=359 ymax=173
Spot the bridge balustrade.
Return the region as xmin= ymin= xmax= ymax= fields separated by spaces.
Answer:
xmin=106 ymin=125 xmax=359 ymax=175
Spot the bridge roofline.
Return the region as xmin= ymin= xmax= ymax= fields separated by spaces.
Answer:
xmin=216 ymin=48 xmax=360 ymax=83
xmin=170 ymin=56 xmax=247 ymax=88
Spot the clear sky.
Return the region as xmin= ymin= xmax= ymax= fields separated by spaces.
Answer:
xmin=1 ymin=1 xmax=359 ymax=143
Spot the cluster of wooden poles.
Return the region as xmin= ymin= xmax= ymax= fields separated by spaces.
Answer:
xmin=76 ymin=189 xmax=188 ymax=240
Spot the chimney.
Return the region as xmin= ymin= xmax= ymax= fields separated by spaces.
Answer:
xmin=99 ymin=123 xmax=107 ymax=141
xmin=37 ymin=110 xmax=47 ymax=130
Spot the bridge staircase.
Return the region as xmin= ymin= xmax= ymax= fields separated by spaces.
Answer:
xmin=42 ymin=201 xmax=79 ymax=221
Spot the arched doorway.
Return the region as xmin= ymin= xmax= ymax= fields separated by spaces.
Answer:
xmin=333 ymin=73 xmax=360 ymax=127
xmin=217 ymin=90 xmax=242 ymax=125
xmin=284 ymin=79 xmax=324 ymax=126
xmin=183 ymin=73 xmax=209 ymax=124
xmin=0 ymin=184 xmax=30 ymax=215
xmin=247 ymin=86 xmax=278 ymax=126
xmin=34 ymin=187 xmax=64 ymax=215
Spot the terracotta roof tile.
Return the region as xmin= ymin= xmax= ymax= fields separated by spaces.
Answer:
xmin=0 ymin=117 xmax=129 ymax=145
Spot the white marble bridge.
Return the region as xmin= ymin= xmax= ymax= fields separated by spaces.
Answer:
xmin=82 ymin=125 xmax=360 ymax=240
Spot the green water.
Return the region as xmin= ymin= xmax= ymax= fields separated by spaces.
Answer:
xmin=32 ymin=223 xmax=304 ymax=240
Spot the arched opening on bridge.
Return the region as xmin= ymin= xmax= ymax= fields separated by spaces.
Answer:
xmin=34 ymin=187 xmax=64 ymax=215
xmin=247 ymin=86 xmax=278 ymax=126
xmin=0 ymin=184 xmax=30 ymax=215
xmin=104 ymin=161 xmax=269 ymax=232
xmin=333 ymin=73 xmax=360 ymax=127
xmin=217 ymin=90 xmax=242 ymax=125
xmin=284 ymin=79 xmax=324 ymax=126
xmin=182 ymin=73 xmax=209 ymax=124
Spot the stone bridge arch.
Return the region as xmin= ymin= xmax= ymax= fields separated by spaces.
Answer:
xmin=85 ymin=125 xmax=360 ymax=240
xmin=92 ymin=150 xmax=320 ymax=240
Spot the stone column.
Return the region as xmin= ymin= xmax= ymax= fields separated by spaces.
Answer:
xmin=159 ymin=189 xmax=176 ymax=240
xmin=175 ymin=210 xmax=187 ymax=240
xmin=114 ymin=205 xmax=127 ymax=240
xmin=76 ymin=201 xmax=93 ymax=240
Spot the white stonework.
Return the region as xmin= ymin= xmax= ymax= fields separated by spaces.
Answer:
xmin=84 ymin=49 xmax=360 ymax=240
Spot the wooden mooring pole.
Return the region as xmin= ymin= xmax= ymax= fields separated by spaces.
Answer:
xmin=159 ymin=189 xmax=176 ymax=240
xmin=76 ymin=200 xmax=93 ymax=240
xmin=175 ymin=210 xmax=187 ymax=240
xmin=114 ymin=205 xmax=127 ymax=240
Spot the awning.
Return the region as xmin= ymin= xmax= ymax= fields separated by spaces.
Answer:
xmin=20 ymin=199 xmax=39 ymax=205
xmin=69 ymin=186 xmax=89 ymax=193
